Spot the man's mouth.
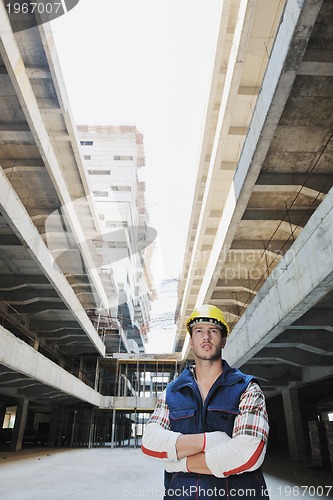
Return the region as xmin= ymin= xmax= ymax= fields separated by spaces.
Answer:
xmin=201 ymin=343 xmax=213 ymax=349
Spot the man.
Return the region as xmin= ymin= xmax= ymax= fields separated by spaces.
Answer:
xmin=142 ymin=304 xmax=269 ymax=499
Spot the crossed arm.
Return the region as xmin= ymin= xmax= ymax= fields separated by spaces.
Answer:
xmin=142 ymin=423 xmax=231 ymax=473
xmin=177 ymin=434 xmax=209 ymax=473
xmin=141 ymin=382 xmax=269 ymax=477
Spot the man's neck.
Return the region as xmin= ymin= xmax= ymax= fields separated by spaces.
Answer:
xmin=194 ymin=358 xmax=223 ymax=385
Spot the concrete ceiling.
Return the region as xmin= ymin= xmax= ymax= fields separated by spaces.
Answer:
xmin=0 ymin=364 xmax=85 ymax=408
xmin=0 ymin=5 xmax=121 ymax=365
xmin=176 ymin=0 xmax=333 ymax=397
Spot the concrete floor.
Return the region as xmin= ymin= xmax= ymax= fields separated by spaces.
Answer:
xmin=0 ymin=447 xmax=332 ymax=499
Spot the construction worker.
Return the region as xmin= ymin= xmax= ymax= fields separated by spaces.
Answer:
xmin=142 ymin=304 xmax=270 ymax=499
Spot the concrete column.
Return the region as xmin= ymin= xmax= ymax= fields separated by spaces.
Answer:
xmin=88 ymin=408 xmax=95 ymax=449
xmin=111 ymin=408 xmax=116 ymax=448
xmin=94 ymin=358 xmax=100 ymax=391
xmin=98 ymin=369 xmax=104 ymax=395
xmin=69 ymin=410 xmax=78 ymax=448
xmin=79 ymin=356 xmax=84 ymax=381
xmin=282 ymin=387 xmax=306 ymax=461
xmin=0 ymin=405 xmax=6 ymax=427
xmin=48 ymin=406 xmax=59 ymax=447
xmin=10 ymin=398 xmax=29 ymax=451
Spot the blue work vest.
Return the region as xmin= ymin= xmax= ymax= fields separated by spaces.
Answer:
xmin=164 ymin=361 xmax=269 ymax=499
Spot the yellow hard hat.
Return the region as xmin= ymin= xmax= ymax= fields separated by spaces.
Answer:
xmin=186 ymin=304 xmax=230 ymax=336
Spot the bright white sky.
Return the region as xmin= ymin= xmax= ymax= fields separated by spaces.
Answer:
xmin=51 ymin=0 xmax=221 ymax=283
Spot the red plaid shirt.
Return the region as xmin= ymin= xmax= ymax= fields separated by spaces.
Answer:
xmin=147 ymin=374 xmax=268 ymax=444
xmin=143 ymin=368 xmax=269 ymax=477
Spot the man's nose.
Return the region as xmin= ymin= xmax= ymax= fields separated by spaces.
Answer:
xmin=202 ymin=330 xmax=211 ymax=340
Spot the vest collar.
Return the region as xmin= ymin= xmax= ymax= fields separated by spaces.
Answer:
xmin=170 ymin=360 xmax=245 ymax=392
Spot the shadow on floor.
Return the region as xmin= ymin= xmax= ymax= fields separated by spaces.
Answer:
xmin=263 ymin=450 xmax=333 ymax=499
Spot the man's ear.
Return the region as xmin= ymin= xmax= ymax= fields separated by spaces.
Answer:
xmin=189 ymin=335 xmax=193 ymax=348
xmin=221 ymin=336 xmax=227 ymax=349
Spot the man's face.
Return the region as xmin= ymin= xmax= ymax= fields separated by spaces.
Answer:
xmin=189 ymin=322 xmax=226 ymax=361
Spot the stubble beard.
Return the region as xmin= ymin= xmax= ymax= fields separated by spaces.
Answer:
xmin=194 ymin=348 xmax=222 ymax=362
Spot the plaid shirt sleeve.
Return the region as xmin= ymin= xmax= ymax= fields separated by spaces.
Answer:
xmin=142 ymin=389 xmax=180 ymax=461
xmin=146 ymin=389 xmax=170 ymax=430
xmin=205 ymin=381 xmax=269 ymax=477
xmin=146 ymin=382 xmax=268 ymax=440
xmin=232 ymin=381 xmax=269 ymax=443
xmin=143 ymin=380 xmax=269 ymax=473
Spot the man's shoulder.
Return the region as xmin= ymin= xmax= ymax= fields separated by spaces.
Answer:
xmin=244 ymin=380 xmax=265 ymax=395
xmin=220 ymin=361 xmax=263 ymax=399
xmin=167 ymin=365 xmax=195 ymax=392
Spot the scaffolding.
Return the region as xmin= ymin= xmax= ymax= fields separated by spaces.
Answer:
xmin=47 ymin=355 xmax=185 ymax=449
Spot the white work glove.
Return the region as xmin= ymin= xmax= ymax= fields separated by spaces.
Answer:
xmin=164 ymin=457 xmax=188 ymax=473
xmin=203 ymin=431 xmax=229 ymax=451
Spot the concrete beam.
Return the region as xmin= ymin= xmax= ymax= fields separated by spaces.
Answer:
xmin=195 ymin=0 xmax=323 ymax=312
xmin=228 ymin=127 xmax=248 ymax=136
xmin=102 ymin=396 xmax=158 ymax=411
xmin=114 ymin=396 xmax=157 ymax=410
xmin=238 ymin=86 xmax=260 ymax=96
xmin=0 ymin=122 xmax=30 ymax=131
xmin=297 ymin=61 xmax=333 ymax=76
xmin=251 ymin=184 xmax=325 ymax=202
xmin=292 ymin=307 xmax=333 ymax=327
xmin=211 ymin=290 xmax=253 ymax=303
xmin=0 ymin=131 xmax=33 ymax=142
xmin=271 ymin=330 xmax=333 ymax=354
xmin=0 ymin=324 xmax=103 ymax=407
xmin=4 ymin=294 xmax=61 ymax=306
xmin=0 ymin=159 xmax=45 ymax=168
xmin=0 ymin=235 xmax=21 ymax=247
xmin=0 ymin=5 xmax=109 ymax=310
xmin=177 ymin=0 xmax=258 ymax=333
xmin=230 ymin=240 xmax=294 ymax=252
xmin=256 ymin=172 xmax=332 ymax=192
xmin=0 ymin=167 xmax=105 ymax=356
xmin=224 ymin=186 xmax=333 ymax=367
xmin=301 ymin=365 xmax=333 ymax=385
xmin=254 ymin=347 xmax=333 ymax=367
xmin=241 ymin=363 xmax=302 ymax=383
xmin=242 ymin=209 xmax=315 ymax=225
xmin=26 ymin=67 xmax=52 ymax=79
